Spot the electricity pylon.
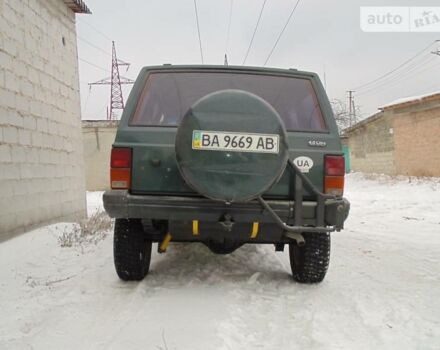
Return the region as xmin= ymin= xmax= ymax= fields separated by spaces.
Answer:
xmin=89 ymin=41 xmax=134 ymax=120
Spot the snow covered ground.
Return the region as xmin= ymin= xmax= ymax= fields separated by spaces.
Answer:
xmin=1 ymin=173 xmax=439 ymax=350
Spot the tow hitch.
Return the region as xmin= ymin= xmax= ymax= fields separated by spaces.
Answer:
xmin=219 ymin=214 xmax=234 ymax=231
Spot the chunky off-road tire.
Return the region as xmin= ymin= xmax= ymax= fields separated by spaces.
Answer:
xmin=114 ymin=218 xmax=152 ymax=281
xmin=289 ymin=232 xmax=330 ymax=283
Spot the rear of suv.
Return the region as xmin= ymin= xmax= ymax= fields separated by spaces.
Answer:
xmin=103 ymin=65 xmax=350 ymax=283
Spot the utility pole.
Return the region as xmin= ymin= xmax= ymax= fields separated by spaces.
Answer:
xmin=89 ymin=41 xmax=134 ymax=120
xmin=347 ymin=90 xmax=356 ymax=126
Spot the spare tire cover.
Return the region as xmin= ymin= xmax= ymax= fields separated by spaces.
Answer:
xmin=175 ymin=89 xmax=289 ymax=202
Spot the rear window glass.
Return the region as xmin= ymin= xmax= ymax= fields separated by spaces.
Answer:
xmin=131 ymin=71 xmax=327 ymax=132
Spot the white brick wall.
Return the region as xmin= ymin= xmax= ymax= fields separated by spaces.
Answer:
xmin=0 ymin=0 xmax=86 ymax=238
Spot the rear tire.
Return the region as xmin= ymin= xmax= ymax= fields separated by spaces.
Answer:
xmin=114 ymin=218 xmax=152 ymax=281
xmin=289 ymin=232 xmax=330 ymax=283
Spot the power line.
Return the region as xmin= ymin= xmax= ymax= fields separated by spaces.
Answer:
xmin=355 ymin=54 xmax=434 ymax=96
xmin=78 ymin=36 xmax=110 ymax=56
xmin=353 ymin=41 xmax=437 ymax=91
xmin=353 ymin=48 xmax=438 ymax=95
xmin=356 ymin=54 xmax=434 ymax=96
xmin=77 ymin=18 xmax=112 ymax=42
xmin=357 ymin=56 xmax=440 ymax=97
xmin=193 ymin=0 xmax=204 ymax=64
xmin=242 ymin=0 xmax=268 ymax=65
xmin=356 ymin=54 xmax=437 ymax=96
xmin=263 ymin=0 xmax=301 ymax=66
xmin=78 ymin=57 xmax=109 ymax=73
xmin=355 ymin=46 xmax=435 ymax=92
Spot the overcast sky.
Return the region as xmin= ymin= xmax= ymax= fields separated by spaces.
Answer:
xmin=76 ymin=0 xmax=440 ymax=120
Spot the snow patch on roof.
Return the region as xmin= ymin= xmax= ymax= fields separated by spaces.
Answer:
xmin=382 ymin=90 xmax=440 ymax=109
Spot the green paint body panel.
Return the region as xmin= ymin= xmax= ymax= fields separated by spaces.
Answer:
xmin=115 ymin=65 xmax=342 ymax=200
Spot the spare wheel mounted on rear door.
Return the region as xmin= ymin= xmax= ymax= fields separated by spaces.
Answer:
xmin=175 ymin=89 xmax=289 ymax=203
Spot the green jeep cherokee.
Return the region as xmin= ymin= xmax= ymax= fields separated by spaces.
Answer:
xmin=103 ymin=65 xmax=350 ymax=283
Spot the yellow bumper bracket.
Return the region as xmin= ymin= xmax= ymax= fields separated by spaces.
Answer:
xmin=251 ymin=222 xmax=259 ymax=239
xmin=158 ymin=232 xmax=172 ymax=253
xmin=192 ymin=220 xmax=199 ymax=236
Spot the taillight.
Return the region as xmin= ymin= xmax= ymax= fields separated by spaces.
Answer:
xmin=110 ymin=147 xmax=132 ymax=189
xmin=111 ymin=148 xmax=131 ymax=168
xmin=324 ymin=155 xmax=345 ymax=196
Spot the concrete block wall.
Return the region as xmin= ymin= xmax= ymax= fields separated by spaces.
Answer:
xmin=345 ymin=98 xmax=440 ymax=177
xmin=393 ymin=105 xmax=440 ymax=177
xmin=0 ymin=0 xmax=86 ymax=238
xmin=82 ymin=120 xmax=118 ymax=191
xmin=346 ymin=113 xmax=396 ymax=175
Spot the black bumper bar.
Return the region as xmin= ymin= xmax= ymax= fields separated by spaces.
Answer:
xmin=103 ymin=191 xmax=350 ymax=232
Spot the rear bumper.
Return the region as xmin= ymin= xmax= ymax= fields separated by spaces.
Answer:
xmin=103 ymin=190 xmax=350 ymax=231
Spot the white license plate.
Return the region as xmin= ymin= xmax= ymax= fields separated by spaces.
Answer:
xmin=192 ymin=130 xmax=279 ymax=154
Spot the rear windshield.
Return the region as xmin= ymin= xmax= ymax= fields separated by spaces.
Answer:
xmin=131 ymin=71 xmax=327 ymax=132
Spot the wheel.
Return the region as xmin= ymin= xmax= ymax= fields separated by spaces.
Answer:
xmin=205 ymin=240 xmax=243 ymax=255
xmin=113 ymin=218 xmax=152 ymax=281
xmin=289 ymin=232 xmax=330 ymax=283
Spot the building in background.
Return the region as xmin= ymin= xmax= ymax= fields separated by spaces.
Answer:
xmin=82 ymin=120 xmax=118 ymax=191
xmin=343 ymin=92 xmax=440 ymax=177
xmin=0 ymin=0 xmax=90 ymax=239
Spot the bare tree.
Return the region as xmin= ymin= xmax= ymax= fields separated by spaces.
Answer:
xmin=330 ymin=99 xmax=361 ymax=133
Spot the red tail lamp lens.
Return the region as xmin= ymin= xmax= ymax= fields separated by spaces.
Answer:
xmin=111 ymin=148 xmax=132 ymax=168
xmin=324 ymin=155 xmax=345 ymax=196
xmin=325 ymin=155 xmax=345 ymax=176
xmin=110 ymin=148 xmax=132 ymax=190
